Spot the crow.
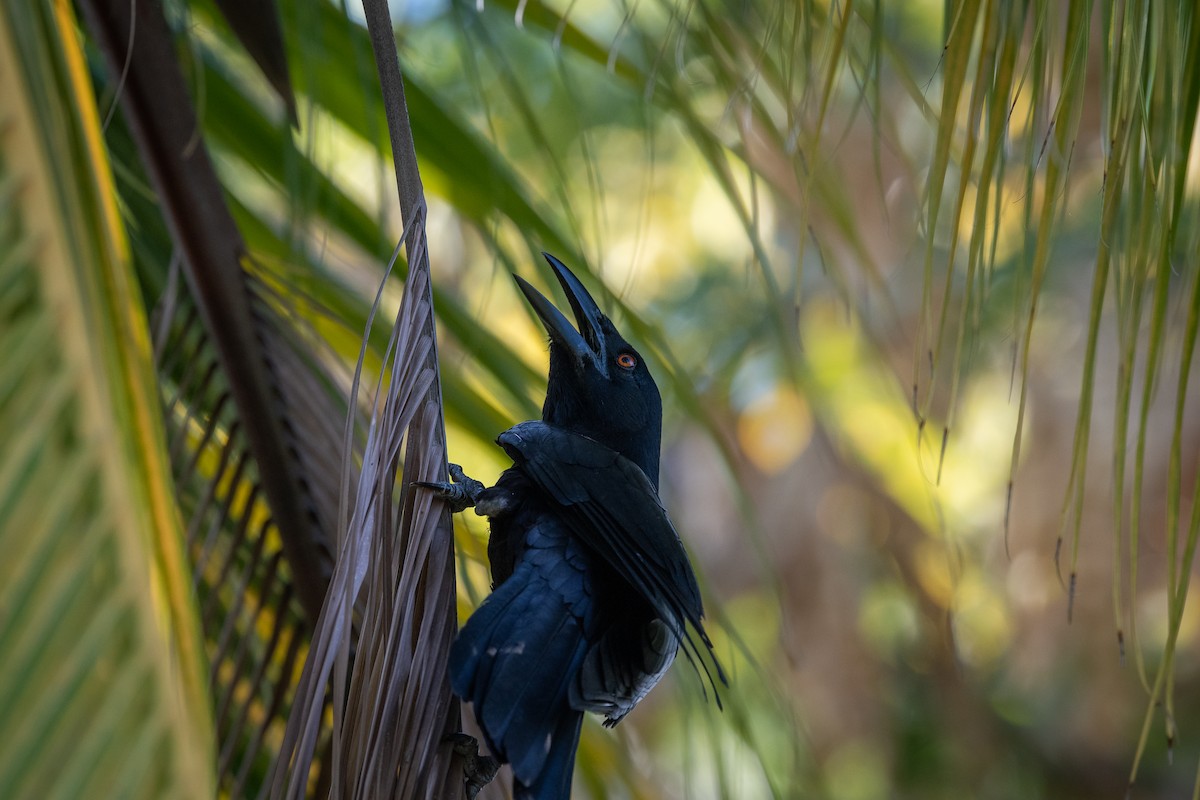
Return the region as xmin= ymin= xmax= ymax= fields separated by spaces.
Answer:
xmin=421 ymin=253 xmax=724 ymax=799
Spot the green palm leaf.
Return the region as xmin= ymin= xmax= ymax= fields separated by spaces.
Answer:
xmin=0 ymin=3 xmax=214 ymax=797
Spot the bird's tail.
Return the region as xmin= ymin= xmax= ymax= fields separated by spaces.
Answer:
xmin=512 ymin=711 xmax=582 ymax=800
xmin=449 ymin=531 xmax=592 ymax=799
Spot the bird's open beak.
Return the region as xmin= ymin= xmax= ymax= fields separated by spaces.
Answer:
xmin=515 ymin=253 xmax=609 ymax=376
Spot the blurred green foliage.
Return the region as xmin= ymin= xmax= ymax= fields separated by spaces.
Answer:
xmin=7 ymin=0 xmax=1200 ymax=797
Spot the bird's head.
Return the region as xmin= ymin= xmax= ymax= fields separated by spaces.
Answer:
xmin=516 ymin=253 xmax=663 ymax=486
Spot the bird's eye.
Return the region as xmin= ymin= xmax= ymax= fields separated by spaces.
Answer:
xmin=616 ymin=353 xmax=637 ymax=370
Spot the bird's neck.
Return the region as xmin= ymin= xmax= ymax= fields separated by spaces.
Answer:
xmin=542 ymin=410 xmax=661 ymax=489
xmin=611 ymin=429 xmax=661 ymax=489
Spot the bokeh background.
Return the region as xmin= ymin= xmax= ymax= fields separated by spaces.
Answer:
xmin=2 ymin=0 xmax=1199 ymax=798
xmin=392 ymin=3 xmax=1200 ymax=797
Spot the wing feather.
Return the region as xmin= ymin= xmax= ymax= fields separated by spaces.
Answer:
xmin=497 ymin=422 xmax=724 ymax=693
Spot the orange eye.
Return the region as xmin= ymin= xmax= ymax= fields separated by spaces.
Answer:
xmin=616 ymin=353 xmax=637 ymax=369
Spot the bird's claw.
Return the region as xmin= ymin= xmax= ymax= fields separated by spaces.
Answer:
xmin=444 ymin=732 xmax=499 ymax=799
xmin=414 ymin=463 xmax=484 ymax=513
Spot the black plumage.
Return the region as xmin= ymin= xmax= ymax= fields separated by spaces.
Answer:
xmin=428 ymin=254 xmax=723 ymax=799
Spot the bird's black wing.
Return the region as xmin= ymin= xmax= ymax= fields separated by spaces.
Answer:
xmin=496 ymin=421 xmax=724 ymax=691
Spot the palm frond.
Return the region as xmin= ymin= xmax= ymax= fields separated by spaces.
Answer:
xmin=0 ymin=2 xmax=213 ymax=795
xmin=275 ymin=3 xmax=460 ymax=796
xmin=78 ymin=0 xmax=369 ymax=792
xmin=79 ymin=0 xmax=338 ymax=620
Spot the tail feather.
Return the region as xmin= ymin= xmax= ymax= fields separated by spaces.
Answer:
xmin=449 ymin=520 xmax=593 ymax=797
xmin=449 ymin=578 xmax=525 ymax=698
xmin=513 ymin=711 xmax=583 ymax=800
xmin=481 ymin=609 xmax=585 ymax=777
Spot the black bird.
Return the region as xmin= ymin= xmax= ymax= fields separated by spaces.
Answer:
xmin=422 ymin=254 xmax=724 ymax=800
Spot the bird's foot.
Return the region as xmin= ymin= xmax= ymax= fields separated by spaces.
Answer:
xmin=414 ymin=463 xmax=485 ymax=513
xmin=444 ymin=732 xmax=499 ymax=799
